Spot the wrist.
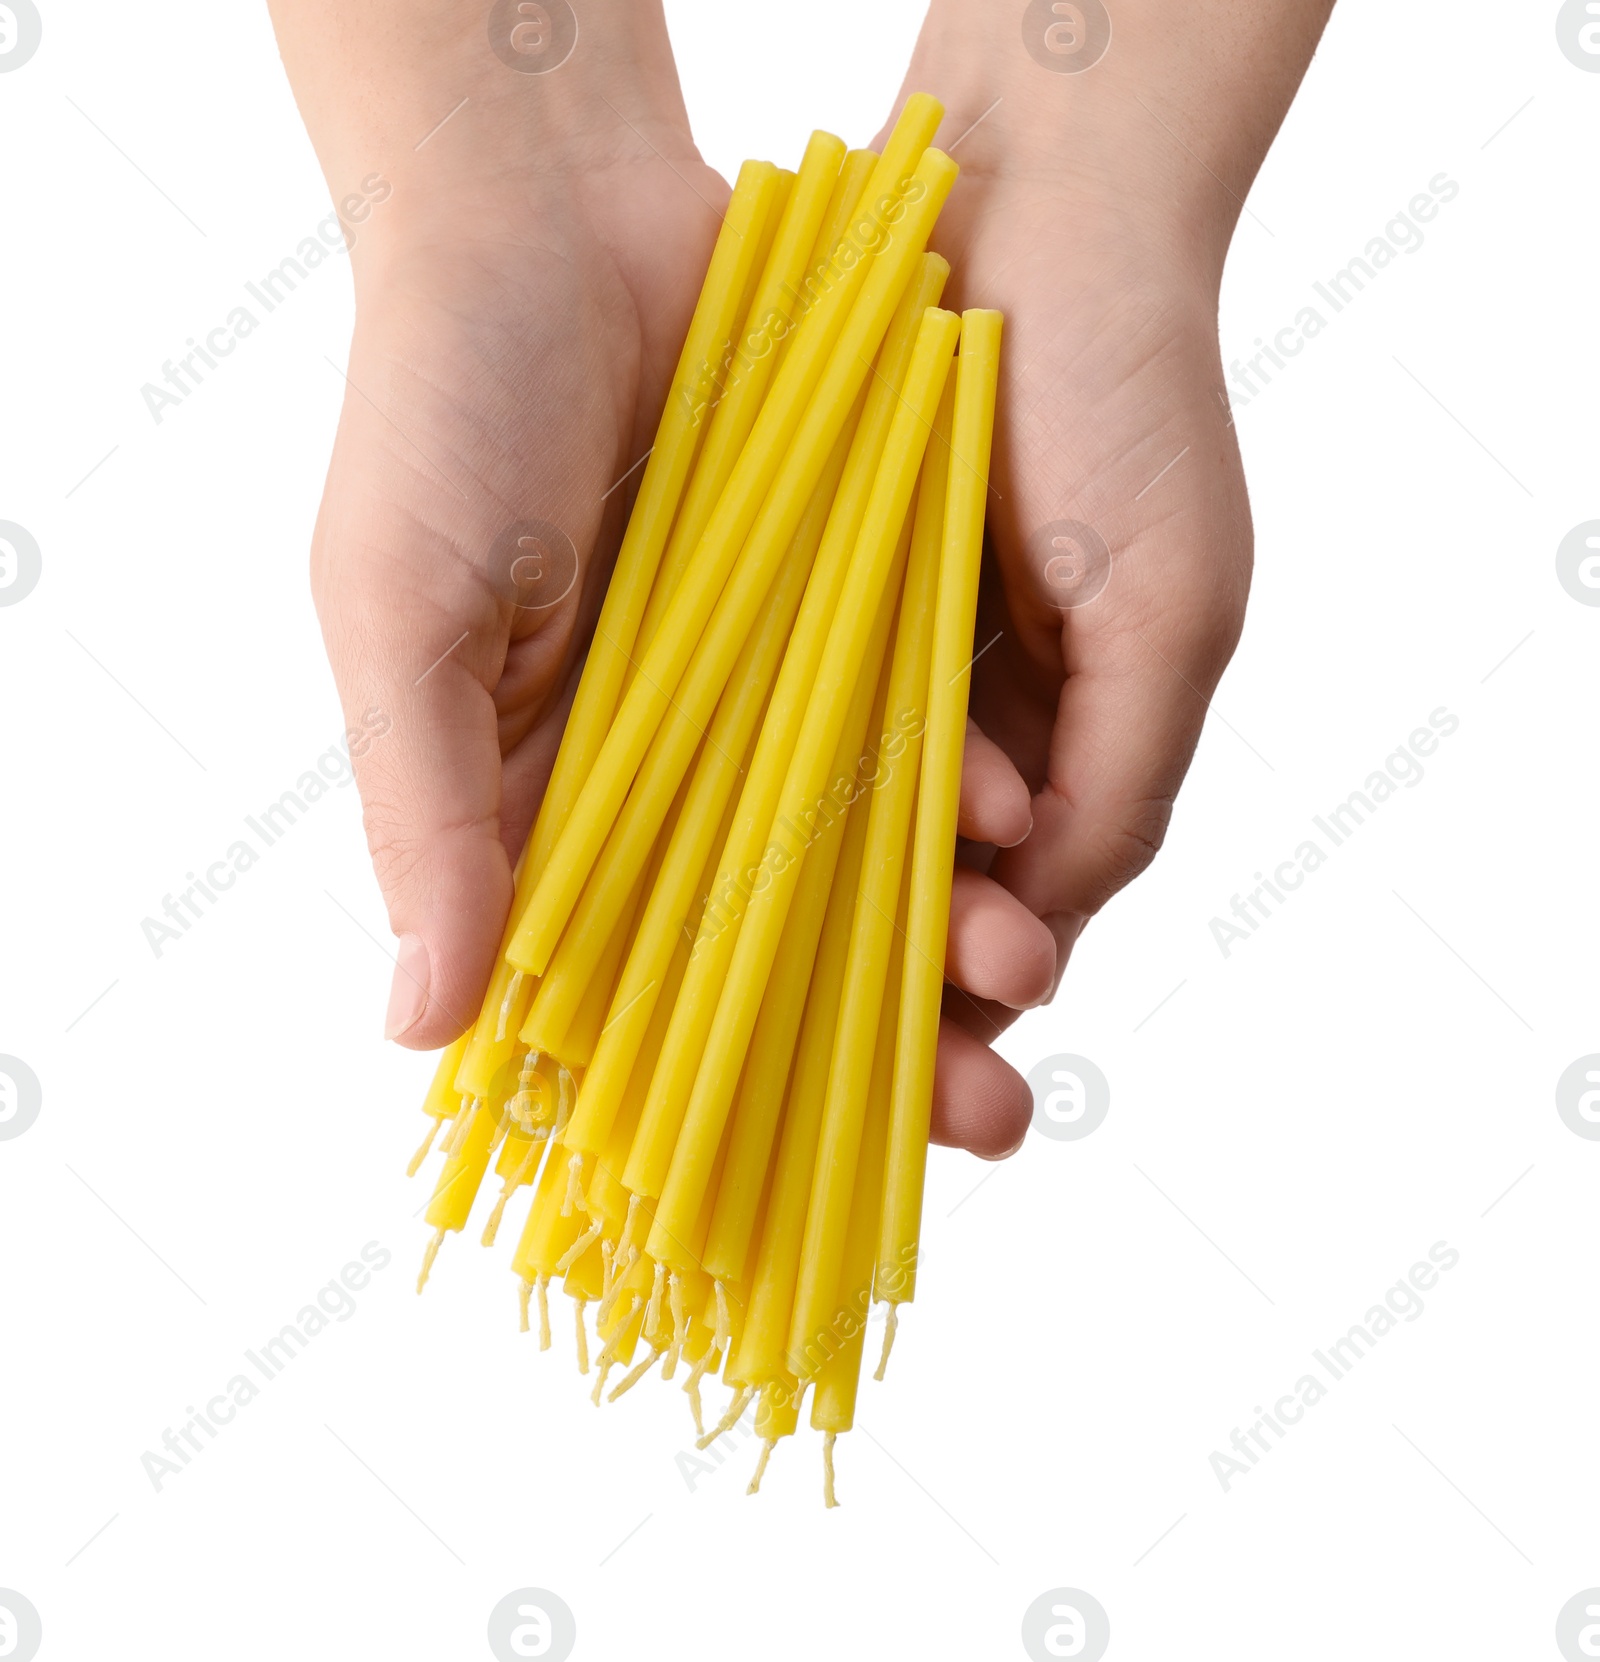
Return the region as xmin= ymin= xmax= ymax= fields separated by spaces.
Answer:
xmin=896 ymin=0 xmax=1333 ymax=289
xmin=269 ymin=0 xmax=696 ymax=271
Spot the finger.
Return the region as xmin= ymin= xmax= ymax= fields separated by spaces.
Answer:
xmin=322 ymin=576 xmax=514 ymax=1049
xmin=992 ymin=529 xmax=1249 ymax=962
xmin=929 ymin=1016 xmax=1031 ymax=1158
xmin=958 ymin=718 xmax=1032 ymax=846
xmin=944 ymin=865 xmax=1056 ymax=1010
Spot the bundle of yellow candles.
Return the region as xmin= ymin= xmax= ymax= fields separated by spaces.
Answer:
xmin=405 ymin=94 xmax=1000 ymax=1505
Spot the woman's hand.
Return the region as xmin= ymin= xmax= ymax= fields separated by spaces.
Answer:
xmin=883 ymin=0 xmax=1334 ymax=1156
xmin=269 ymin=0 xmax=727 ymax=1047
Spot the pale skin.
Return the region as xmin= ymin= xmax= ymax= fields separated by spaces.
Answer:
xmin=269 ymin=0 xmax=1335 ymax=1158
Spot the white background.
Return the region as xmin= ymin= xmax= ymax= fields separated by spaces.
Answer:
xmin=2 ymin=2 xmax=1597 ymax=1658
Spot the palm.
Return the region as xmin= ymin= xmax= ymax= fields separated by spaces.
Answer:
xmin=314 ymin=157 xmax=729 ymax=869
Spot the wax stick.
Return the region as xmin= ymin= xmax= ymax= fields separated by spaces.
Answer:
xmin=417 ymin=1097 xmax=497 ymax=1290
xmin=636 ymin=132 xmax=847 ymax=652
xmin=618 ymin=253 xmax=950 ymax=1209
xmin=507 ymin=111 xmax=952 ymax=976
xmin=644 ymin=309 xmax=960 ymax=1258
xmin=809 ymin=863 xmax=909 ymax=1423
xmin=521 ymin=419 xmax=851 ymax=1088
xmin=454 ymin=159 xmax=783 ymax=1101
xmin=875 ymin=310 xmax=1002 ymax=1310
xmin=721 ymin=607 xmax=898 ymax=1380
xmin=785 ymin=375 xmax=951 ymax=1368
xmin=407 ymin=1032 xmax=471 ymax=1174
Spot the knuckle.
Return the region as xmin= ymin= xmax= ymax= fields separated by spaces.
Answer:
xmin=1085 ymin=797 xmax=1174 ymax=907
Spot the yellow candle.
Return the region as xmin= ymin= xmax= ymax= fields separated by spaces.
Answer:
xmin=799 ymin=149 xmax=881 ymax=323
xmin=506 ymin=106 xmax=951 ymax=979
xmin=725 ymin=700 xmax=880 ymax=1385
xmin=644 ymin=307 xmax=960 ymax=1263
xmin=745 ymin=1376 xmax=801 ymax=1492
xmin=510 ymin=1129 xmax=589 ymax=1300
xmin=520 ymin=775 xmax=675 ymax=1068
xmin=519 ymin=421 xmax=849 ymax=1082
xmin=421 ymin=1034 xmax=470 ymax=1118
xmin=635 ymin=131 xmax=847 ymax=653
xmin=455 ymin=158 xmax=784 ymax=1100
xmin=406 ymin=1032 xmax=471 ymax=1173
xmin=785 ymin=373 xmax=952 ymax=1368
xmin=693 ymin=285 xmax=938 ymax=1280
xmin=575 ymin=780 xmax=736 ymax=1215
xmin=593 ymin=1233 xmax=656 ymax=1376
xmin=810 ymin=866 xmax=908 ymax=1428
xmin=876 ymin=309 xmax=1003 ymax=1309
xmin=697 ymin=759 xmax=856 ymax=1288
xmin=619 ymin=251 xmax=950 ymax=1209
xmin=416 ymin=1095 xmax=498 ymax=1288
xmin=551 ymin=862 xmax=650 ymax=1070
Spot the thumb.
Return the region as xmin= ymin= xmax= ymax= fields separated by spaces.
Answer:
xmin=317 ymin=535 xmax=514 ymax=1052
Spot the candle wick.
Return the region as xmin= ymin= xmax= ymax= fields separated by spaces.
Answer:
xmin=554 ymin=1215 xmax=602 ymax=1276
xmin=747 ymin=1437 xmax=777 ymax=1495
xmin=517 ymin=1276 xmax=533 ymax=1334
xmin=591 ymin=1294 xmax=644 ymax=1400
xmin=483 ymin=1139 xmax=541 ymax=1247
xmin=560 ymin=1151 xmax=587 ymax=1218
xmin=607 ymin=1346 xmax=664 ymax=1403
xmin=682 ymin=1352 xmax=713 ymax=1437
xmin=822 ymin=1431 xmax=839 ymax=1508
xmin=573 ymin=1297 xmax=590 ymax=1374
xmin=553 ymin=1063 xmax=576 ymax=1136
xmin=495 ymin=971 xmax=525 ymax=1042
xmin=536 ymin=1273 xmax=553 ymax=1350
xmin=661 ymin=1272 xmax=687 ymax=1380
xmin=873 ymin=1302 xmax=899 ymax=1382
xmin=696 ymin=1384 xmax=752 ymax=1451
xmin=595 ymin=1247 xmax=638 ymax=1326
xmin=644 ymin=1261 xmax=667 ymax=1345
xmin=443 ymin=1098 xmax=480 ymax=1158
xmin=405 ymin=1116 xmax=441 ymax=1178
xmin=415 ymin=1227 xmax=446 ymax=1294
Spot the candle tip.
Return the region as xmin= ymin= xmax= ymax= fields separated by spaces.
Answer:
xmin=517 ymin=1276 xmax=533 ymax=1333
xmin=495 ymin=970 xmax=525 ymax=1042
xmin=560 ymin=1151 xmax=586 ymax=1218
xmin=405 ymin=1116 xmax=442 ymax=1178
xmin=416 ymin=1227 xmax=446 ymax=1294
xmin=873 ymin=1303 xmax=899 ymax=1382
xmin=536 ymin=1273 xmax=553 ymax=1350
xmin=696 ymin=1384 xmax=753 ymax=1451
xmin=554 ymin=1214 xmax=602 ymax=1276
xmin=607 ymin=1346 xmax=663 ymax=1403
xmin=644 ymin=1260 xmax=667 ymax=1345
xmin=747 ymin=1437 xmax=777 ymax=1495
xmin=574 ymin=1297 xmax=590 ymax=1374
xmin=590 ymin=1357 xmax=614 ymax=1406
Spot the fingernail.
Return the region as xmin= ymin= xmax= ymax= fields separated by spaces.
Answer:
xmin=385 ymin=933 xmax=430 ymax=1039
